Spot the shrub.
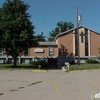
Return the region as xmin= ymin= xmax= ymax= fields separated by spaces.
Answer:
xmin=86 ymin=59 xmax=99 ymax=64
xmin=29 ymin=60 xmax=39 ymax=67
xmin=97 ymin=56 xmax=100 ymax=63
xmin=29 ymin=60 xmax=50 ymax=69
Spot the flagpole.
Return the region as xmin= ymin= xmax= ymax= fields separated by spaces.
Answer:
xmin=76 ymin=7 xmax=80 ymax=66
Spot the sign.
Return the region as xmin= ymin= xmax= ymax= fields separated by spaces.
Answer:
xmin=34 ymin=48 xmax=43 ymax=53
xmin=38 ymin=65 xmax=41 ymax=69
xmin=65 ymin=62 xmax=70 ymax=71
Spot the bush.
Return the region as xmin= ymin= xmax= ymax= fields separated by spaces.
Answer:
xmin=29 ymin=60 xmax=39 ymax=67
xmin=29 ymin=60 xmax=50 ymax=69
xmin=86 ymin=59 xmax=99 ymax=64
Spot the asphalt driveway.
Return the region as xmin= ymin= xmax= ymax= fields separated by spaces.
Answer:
xmin=0 ymin=69 xmax=100 ymax=100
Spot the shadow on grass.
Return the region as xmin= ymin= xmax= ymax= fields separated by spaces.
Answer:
xmin=6 ymin=65 xmax=35 ymax=69
xmin=0 ymin=64 xmax=37 ymax=69
xmin=0 ymin=64 xmax=51 ymax=70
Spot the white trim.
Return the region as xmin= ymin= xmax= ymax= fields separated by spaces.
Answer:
xmin=73 ymin=32 xmax=75 ymax=55
xmin=55 ymin=25 xmax=100 ymax=41
xmin=88 ymin=30 xmax=90 ymax=56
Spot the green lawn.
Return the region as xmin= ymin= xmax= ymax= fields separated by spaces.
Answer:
xmin=64 ymin=64 xmax=100 ymax=71
xmin=0 ymin=64 xmax=35 ymax=70
xmin=1 ymin=63 xmax=100 ymax=71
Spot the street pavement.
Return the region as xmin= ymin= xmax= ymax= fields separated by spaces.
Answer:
xmin=0 ymin=69 xmax=100 ymax=100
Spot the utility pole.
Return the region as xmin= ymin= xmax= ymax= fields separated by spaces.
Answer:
xmin=76 ymin=7 xmax=80 ymax=65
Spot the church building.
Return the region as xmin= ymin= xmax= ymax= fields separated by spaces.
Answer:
xmin=0 ymin=26 xmax=100 ymax=65
xmin=27 ymin=25 xmax=100 ymax=64
xmin=29 ymin=25 xmax=100 ymax=57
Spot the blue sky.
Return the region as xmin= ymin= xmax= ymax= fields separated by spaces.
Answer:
xmin=0 ymin=0 xmax=100 ymax=38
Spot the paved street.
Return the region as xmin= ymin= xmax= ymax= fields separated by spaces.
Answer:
xmin=0 ymin=69 xmax=100 ymax=100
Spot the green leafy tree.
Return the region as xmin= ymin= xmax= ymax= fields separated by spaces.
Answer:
xmin=0 ymin=0 xmax=37 ymax=67
xmin=35 ymin=32 xmax=46 ymax=41
xmin=48 ymin=21 xmax=74 ymax=41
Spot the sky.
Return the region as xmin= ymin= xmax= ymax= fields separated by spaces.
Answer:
xmin=0 ymin=0 xmax=100 ymax=38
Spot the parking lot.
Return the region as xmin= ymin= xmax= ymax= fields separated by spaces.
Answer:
xmin=0 ymin=69 xmax=100 ymax=100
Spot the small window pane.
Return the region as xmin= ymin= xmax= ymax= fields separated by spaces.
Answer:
xmin=49 ymin=47 xmax=53 ymax=56
xmin=49 ymin=47 xmax=53 ymax=51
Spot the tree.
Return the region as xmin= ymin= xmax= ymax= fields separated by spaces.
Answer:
xmin=35 ymin=32 xmax=46 ymax=41
xmin=0 ymin=0 xmax=37 ymax=67
xmin=48 ymin=21 xmax=74 ymax=41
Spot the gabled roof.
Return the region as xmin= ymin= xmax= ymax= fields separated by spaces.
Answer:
xmin=38 ymin=41 xmax=57 ymax=46
xmin=55 ymin=25 xmax=100 ymax=40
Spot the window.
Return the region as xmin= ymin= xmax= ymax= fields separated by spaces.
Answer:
xmin=49 ymin=46 xmax=53 ymax=56
xmin=85 ymin=29 xmax=88 ymax=56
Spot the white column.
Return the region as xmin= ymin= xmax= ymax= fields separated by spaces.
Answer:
xmin=6 ymin=56 xmax=8 ymax=63
xmin=19 ymin=56 xmax=21 ymax=64
xmin=73 ymin=31 xmax=75 ymax=55
xmin=88 ymin=30 xmax=90 ymax=56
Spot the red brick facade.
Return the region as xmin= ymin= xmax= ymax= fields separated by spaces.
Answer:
xmin=90 ymin=31 xmax=100 ymax=56
xmin=57 ymin=32 xmax=73 ymax=56
xmin=29 ymin=46 xmax=58 ymax=57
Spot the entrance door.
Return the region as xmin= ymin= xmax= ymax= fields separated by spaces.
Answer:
xmin=48 ymin=58 xmax=58 ymax=68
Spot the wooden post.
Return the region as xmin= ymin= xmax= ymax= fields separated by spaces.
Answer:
xmin=76 ymin=7 xmax=80 ymax=65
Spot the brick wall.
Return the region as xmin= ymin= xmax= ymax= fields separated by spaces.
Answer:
xmin=57 ymin=31 xmax=73 ymax=56
xmin=90 ymin=31 xmax=100 ymax=56
xmin=29 ymin=46 xmax=58 ymax=56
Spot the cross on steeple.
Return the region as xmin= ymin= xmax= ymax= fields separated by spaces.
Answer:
xmin=80 ymin=31 xmax=85 ymax=43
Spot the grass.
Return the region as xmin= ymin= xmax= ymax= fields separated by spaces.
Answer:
xmin=1 ymin=63 xmax=100 ymax=71
xmin=0 ymin=64 xmax=49 ymax=70
xmin=0 ymin=93 xmax=4 ymax=95
xmin=10 ymin=89 xmax=19 ymax=92
xmin=18 ymin=87 xmax=25 ymax=89
xmin=27 ymin=81 xmax=42 ymax=86
xmin=64 ymin=64 xmax=100 ymax=71
xmin=0 ymin=64 xmax=37 ymax=70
